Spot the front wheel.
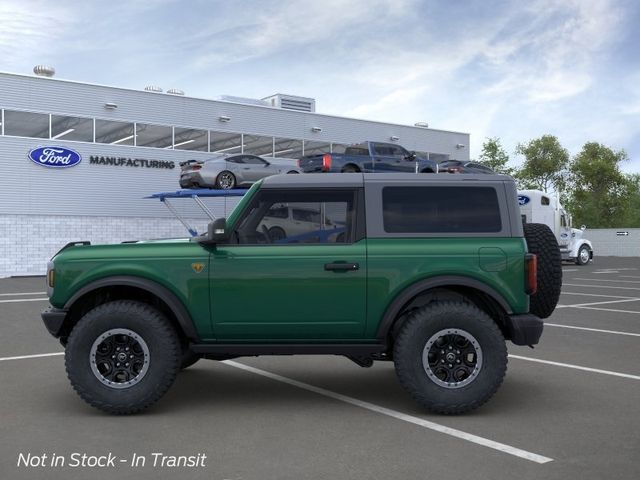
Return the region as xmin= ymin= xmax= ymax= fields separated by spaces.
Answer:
xmin=65 ymin=300 xmax=182 ymax=414
xmin=393 ymin=301 xmax=507 ymax=415
xmin=576 ymin=245 xmax=591 ymax=265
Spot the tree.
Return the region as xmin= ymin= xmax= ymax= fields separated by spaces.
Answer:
xmin=514 ymin=135 xmax=569 ymax=193
xmin=568 ymin=142 xmax=631 ymax=228
xmin=478 ymin=137 xmax=514 ymax=175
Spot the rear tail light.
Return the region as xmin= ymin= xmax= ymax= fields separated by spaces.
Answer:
xmin=447 ymin=167 xmax=461 ymax=173
xmin=297 ymin=159 xmax=301 ymax=168
xmin=525 ymin=253 xmax=537 ymax=295
xmin=322 ymin=154 xmax=332 ymax=171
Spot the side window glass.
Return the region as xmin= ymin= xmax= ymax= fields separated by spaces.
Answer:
xmin=244 ymin=155 xmax=266 ymax=165
xmin=236 ymin=191 xmax=354 ymax=244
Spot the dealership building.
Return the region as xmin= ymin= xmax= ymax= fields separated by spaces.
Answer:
xmin=0 ymin=68 xmax=470 ymax=277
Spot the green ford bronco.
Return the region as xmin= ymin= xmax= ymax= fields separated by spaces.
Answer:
xmin=42 ymin=173 xmax=562 ymax=415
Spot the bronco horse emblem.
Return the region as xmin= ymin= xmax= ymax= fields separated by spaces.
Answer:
xmin=191 ymin=262 xmax=205 ymax=273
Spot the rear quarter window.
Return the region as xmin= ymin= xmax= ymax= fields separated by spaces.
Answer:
xmin=382 ymin=186 xmax=502 ymax=233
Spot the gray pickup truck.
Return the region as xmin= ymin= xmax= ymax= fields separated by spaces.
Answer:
xmin=298 ymin=141 xmax=438 ymax=174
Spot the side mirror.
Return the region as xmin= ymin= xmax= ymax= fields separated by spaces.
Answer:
xmin=581 ymin=225 xmax=586 ymax=231
xmin=193 ymin=218 xmax=228 ymax=245
xmin=405 ymin=151 xmax=416 ymax=161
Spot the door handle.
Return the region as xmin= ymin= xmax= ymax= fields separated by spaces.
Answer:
xmin=324 ymin=262 xmax=359 ymax=272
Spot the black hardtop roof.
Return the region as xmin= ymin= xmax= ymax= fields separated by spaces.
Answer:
xmin=261 ymin=172 xmax=515 ymax=188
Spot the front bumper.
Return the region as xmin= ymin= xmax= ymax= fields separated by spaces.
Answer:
xmin=506 ymin=313 xmax=543 ymax=346
xmin=42 ymin=307 xmax=68 ymax=338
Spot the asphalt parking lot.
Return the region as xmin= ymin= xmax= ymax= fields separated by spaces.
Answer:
xmin=1 ymin=257 xmax=639 ymax=480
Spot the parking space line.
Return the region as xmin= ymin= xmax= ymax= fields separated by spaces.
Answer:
xmin=0 ymin=291 xmax=46 ymax=296
xmin=562 ymin=269 xmax=578 ymax=272
xmin=508 ymin=355 xmax=640 ymax=380
xmin=0 ymin=298 xmax=49 ymax=304
xmin=620 ymin=275 xmax=640 ymax=279
xmin=561 ymin=292 xmax=639 ymax=299
xmin=545 ymin=323 xmax=640 ymax=337
xmin=0 ymin=352 xmax=63 ymax=362
xmin=573 ymin=278 xmax=640 ymax=284
xmin=563 ymin=283 xmax=640 ymax=291
xmin=570 ymin=306 xmax=640 ymax=315
xmin=223 ymin=360 xmax=553 ymax=464
xmin=556 ymin=298 xmax=640 ymax=309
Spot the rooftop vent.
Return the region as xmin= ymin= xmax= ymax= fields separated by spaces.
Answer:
xmin=167 ymin=88 xmax=185 ymax=96
xmin=144 ymin=85 xmax=163 ymax=93
xmin=33 ymin=65 xmax=55 ymax=77
xmin=262 ymin=94 xmax=316 ymax=113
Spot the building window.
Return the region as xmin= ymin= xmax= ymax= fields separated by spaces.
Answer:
xmin=382 ymin=186 xmax=502 ymax=233
xmin=135 ymin=123 xmax=172 ymax=148
xmin=303 ymin=140 xmax=331 ymax=156
xmin=244 ymin=134 xmax=274 ymax=156
xmin=274 ymin=137 xmax=303 ymax=158
xmin=331 ymin=143 xmax=349 ymax=154
xmin=210 ymin=131 xmax=243 ymax=154
xmin=95 ymin=119 xmax=135 ymax=145
xmin=4 ymin=110 xmax=49 ymax=138
xmin=173 ymin=127 xmax=208 ymax=151
xmin=51 ymin=115 xmax=93 ymax=142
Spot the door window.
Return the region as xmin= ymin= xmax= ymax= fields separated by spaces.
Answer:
xmin=235 ymin=190 xmax=355 ymax=244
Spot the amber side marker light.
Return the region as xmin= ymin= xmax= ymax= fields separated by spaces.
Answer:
xmin=524 ymin=254 xmax=537 ymax=295
xmin=47 ymin=269 xmax=55 ymax=288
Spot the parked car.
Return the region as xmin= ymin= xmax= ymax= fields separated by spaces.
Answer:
xmin=439 ymin=160 xmax=495 ymax=174
xmin=298 ymin=141 xmax=438 ymax=174
xmin=43 ymin=173 xmax=561 ymax=415
xmin=179 ymin=154 xmax=300 ymax=189
xmin=261 ymin=204 xmax=343 ymax=243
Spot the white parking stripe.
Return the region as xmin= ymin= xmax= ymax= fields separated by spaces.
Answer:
xmin=545 ymin=323 xmax=640 ymax=337
xmin=573 ymin=278 xmax=640 ymax=284
xmin=570 ymin=306 xmax=640 ymax=315
xmin=561 ymin=292 xmax=639 ymax=299
xmin=563 ymin=283 xmax=640 ymax=291
xmin=0 ymin=352 xmax=63 ymax=362
xmin=619 ymin=275 xmax=640 ymax=279
xmin=509 ymin=355 xmax=640 ymax=380
xmin=223 ymin=360 xmax=553 ymax=464
xmin=0 ymin=292 xmax=46 ymax=296
xmin=556 ymin=298 xmax=640 ymax=309
xmin=0 ymin=298 xmax=49 ymax=304
xmin=563 ymin=269 xmax=578 ymax=272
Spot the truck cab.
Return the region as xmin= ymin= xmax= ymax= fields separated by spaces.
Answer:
xmin=518 ymin=190 xmax=593 ymax=265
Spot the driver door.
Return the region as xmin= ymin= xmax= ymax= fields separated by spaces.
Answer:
xmin=209 ymin=188 xmax=366 ymax=340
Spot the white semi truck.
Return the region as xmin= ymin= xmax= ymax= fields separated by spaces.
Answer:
xmin=518 ymin=190 xmax=593 ymax=265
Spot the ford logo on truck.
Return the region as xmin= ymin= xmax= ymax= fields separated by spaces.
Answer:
xmin=518 ymin=195 xmax=530 ymax=206
xmin=28 ymin=146 xmax=82 ymax=168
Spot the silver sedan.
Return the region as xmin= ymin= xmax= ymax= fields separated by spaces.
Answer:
xmin=179 ymin=154 xmax=301 ymax=189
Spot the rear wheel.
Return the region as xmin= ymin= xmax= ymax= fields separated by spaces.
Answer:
xmin=341 ymin=165 xmax=359 ymax=173
xmin=394 ymin=301 xmax=507 ymax=415
xmin=215 ymin=171 xmax=236 ymax=189
xmin=65 ymin=300 xmax=181 ymax=414
xmin=523 ymin=223 xmax=562 ymax=318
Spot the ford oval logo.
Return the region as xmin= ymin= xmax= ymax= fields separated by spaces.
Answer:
xmin=28 ymin=146 xmax=82 ymax=168
xmin=560 ymin=233 xmax=568 ymax=238
xmin=518 ymin=195 xmax=530 ymax=206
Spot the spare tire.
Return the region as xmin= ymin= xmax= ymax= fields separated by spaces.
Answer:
xmin=523 ymin=223 xmax=562 ymax=319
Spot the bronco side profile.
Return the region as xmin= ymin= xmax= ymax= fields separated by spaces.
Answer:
xmin=42 ymin=173 xmax=562 ymax=415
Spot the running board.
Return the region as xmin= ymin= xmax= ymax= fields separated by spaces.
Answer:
xmin=190 ymin=343 xmax=387 ymax=356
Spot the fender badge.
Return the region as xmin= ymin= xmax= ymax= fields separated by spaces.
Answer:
xmin=191 ymin=262 xmax=205 ymax=273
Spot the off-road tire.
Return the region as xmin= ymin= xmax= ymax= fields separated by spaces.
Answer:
xmin=523 ymin=223 xmax=562 ymax=318
xmin=65 ymin=300 xmax=181 ymax=414
xmin=393 ymin=301 xmax=507 ymax=415
xmin=576 ymin=244 xmax=590 ymax=266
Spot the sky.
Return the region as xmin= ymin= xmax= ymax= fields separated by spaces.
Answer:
xmin=1 ymin=0 xmax=639 ymax=170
